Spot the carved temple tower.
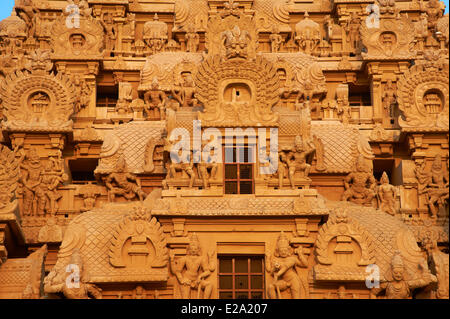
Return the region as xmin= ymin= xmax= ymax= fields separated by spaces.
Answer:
xmin=0 ymin=0 xmax=448 ymax=300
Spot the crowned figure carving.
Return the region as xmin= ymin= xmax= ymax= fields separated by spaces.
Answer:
xmin=265 ymin=232 xmax=309 ymax=299
xmin=169 ymin=233 xmax=216 ymax=299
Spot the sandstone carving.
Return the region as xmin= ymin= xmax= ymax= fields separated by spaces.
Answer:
xmin=377 ymin=172 xmax=398 ymax=216
xmin=266 ymin=232 xmax=308 ymax=299
xmin=342 ymin=155 xmax=376 ymax=206
xmin=170 ymin=233 xmax=215 ymax=299
xmin=370 ymin=251 xmax=437 ymax=299
xmin=0 ymin=0 xmax=448 ymax=301
xmin=105 ymin=157 xmax=146 ymax=202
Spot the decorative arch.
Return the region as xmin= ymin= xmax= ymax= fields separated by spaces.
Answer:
xmin=109 ymin=208 xmax=168 ymax=268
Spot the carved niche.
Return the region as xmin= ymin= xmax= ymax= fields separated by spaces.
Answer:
xmin=360 ymin=14 xmax=415 ymax=59
xmin=50 ymin=12 xmax=105 ymax=58
xmin=197 ymin=9 xmax=279 ymax=126
xmin=109 ymin=207 xmax=169 ymax=269
xmin=314 ymin=209 xmax=376 ymax=281
xmin=396 ymin=59 xmax=449 ymax=130
xmin=0 ymin=145 xmax=20 ymax=215
xmin=0 ymin=50 xmax=77 ymax=131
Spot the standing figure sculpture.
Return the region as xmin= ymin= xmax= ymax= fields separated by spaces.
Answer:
xmin=170 ymin=233 xmax=215 ymax=299
xmin=185 ymin=24 xmax=200 ymax=53
xmin=377 ymin=171 xmax=397 ymax=216
xmin=270 ymin=25 xmax=283 ymax=53
xmin=420 ymin=155 xmax=449 ymax=219
xmin=144 ymin=77 xmax=167 ymax=119
xmin=342 ymin=155 xmax=376 ymax=206
xmin=20 ymin=148 xmax=45 ymax=216
xmin=266 ymin=232 xmax=309 ymax=299
xmin=370 ymin=251 xmax=437 ymax=299
xmin=105 ymin=157 xmax=146 ymax=202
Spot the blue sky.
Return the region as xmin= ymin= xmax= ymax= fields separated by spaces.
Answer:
xmin=0 ymin=0 xmax=449 ymax=22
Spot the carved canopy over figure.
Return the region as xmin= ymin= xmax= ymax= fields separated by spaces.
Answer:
xmin=266 ymin=232 xmax=308 ymax=299
xmin=370 ymin=251 xmax=437 ymax=299
xmin=342 ymin=155 xmax=376 ymax=206
xmin=105 ymin=156 xmax=147 ymax=202
xmin=294 ymin=12 xmax=321 ymax=55
xmin=143 ymin=14 xmax=168 ymax=54
xmin=169 ymin=233 xmax=215 ymax=299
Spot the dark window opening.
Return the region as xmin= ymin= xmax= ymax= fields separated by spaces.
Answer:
xmin=218 ymin=256 xmax=265 ymax=299
xmin=373 ymin=159 xmax=395 ymax=184
xmin=69 ymin=158 xmax=98 ymax=183
xmin=97 ymin=86 xmax=118 ymax=107
xmin=348 ymin=84 xmax=371 ymax=107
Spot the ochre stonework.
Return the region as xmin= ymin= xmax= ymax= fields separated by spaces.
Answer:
xmin=0 ymin=0 xmax=448 ymax=299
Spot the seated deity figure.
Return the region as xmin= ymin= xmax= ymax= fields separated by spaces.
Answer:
xmin=169 ymin=233 xmax=215 ymax=299
xmin=342 ymin=155 xmax=376 ymax=206
xmin=370 ymin=251 xmax=437 ymax=299
xmin=198 ymin=147 xmax=219 ymax=189
xmin=172 ymin=73 xmax=198 ymax=108
xmin=105 ymin=157 xmax=147 ymax=202
xmin=167 ymin=146 xmax=196 ymax=189
xmin=377 ymin=171 xmax=397 ymax=216
xmin=285 ymin=135 xmax=316 ymax=189
xmin=265 ymin=232 xmax=308 ymax=299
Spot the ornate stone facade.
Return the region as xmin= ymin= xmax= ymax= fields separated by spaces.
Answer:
xmin=0 ymin=0 xmax=448 ymax=300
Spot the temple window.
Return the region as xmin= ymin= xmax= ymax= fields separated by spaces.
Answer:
xmin=224 ymin=145 xmax=255 ymax=194
xmin=218 ymin=256 xmax=265 ymax=299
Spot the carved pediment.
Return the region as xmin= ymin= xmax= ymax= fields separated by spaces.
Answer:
xmin=50 ymin=15 xmax=104 ymax=58
xmin=109 ymin=208 xmax=168 ymax=269
xmin=196 ymin=55 xmax=280 ymax=127
xmin=314 ymin=209 xmax=376 ymax=281
xmin=397 ymin=59 xmax=449 ymax=131
xmin=0 ymin=50 xmax=77 ymax=132
xmin=360 ymin=15 xmax=416 ymax=60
